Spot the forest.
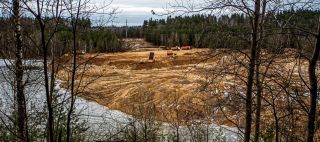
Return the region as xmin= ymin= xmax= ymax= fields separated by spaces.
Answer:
xmin=141 ymin=10 xmax=319 ymax=50
xmin=0 ymin=17 xmax=126 ymax=59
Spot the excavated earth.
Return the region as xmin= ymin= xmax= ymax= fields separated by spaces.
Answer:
xmin=56 ymin=48 xmax=235 ymax=124
xmin=57 ymin=46 xmax=320 ymax=139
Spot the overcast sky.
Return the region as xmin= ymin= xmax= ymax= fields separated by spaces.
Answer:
xmin=109 ymin=0 xmax=172 ymax=26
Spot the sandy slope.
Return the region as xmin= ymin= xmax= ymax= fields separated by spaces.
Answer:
xmin=57 ymin=47 xmax=318 ymax=139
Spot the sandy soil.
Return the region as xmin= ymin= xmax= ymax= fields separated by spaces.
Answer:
xmin=57 ymin=45 xmax=320 ymax=139
xmin=57 ymin=48 xmax=235 ymax=124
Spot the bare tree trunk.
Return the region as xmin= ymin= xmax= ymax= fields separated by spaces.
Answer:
xmin=34 ymin=3 xmax=55 ymax=139
xmin=34 ymin=0 xmax=55 ymax=140
xmin=272 ymin=99 xmax=279 ymax=142
xmin=144 ymin=120 xmax=147 ymax=142
xmin=176 ymin=125 xmax=180 ymax=142
xmin=65 ymin=23 xmax=77 ymax=142
xmin=254 ymin=58 xmax=262 ymax=142
xmin=254 ymin=1 xmax=267 ymax=141
xmin=244 ymin=0 xmax=261 ymax=142
xmin=66 ymin=1 xmax=81 ymax=141
xmin=306 ymin=19 xmax=320 ymax=142
xmin=13 ymin=0 xmax=28 ymax=141
xmin=40 ymin=22 xmax=55 ymax=142
xmin=133 ymin=121 xmax=137 ymax=142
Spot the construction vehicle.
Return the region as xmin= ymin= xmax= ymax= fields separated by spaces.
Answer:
xmin=148 ymin=52 xmax=155 ymax=62
xmin=181 ymin=46 xmax=192 ymax=50
xmin=171 ymin=46 xmax=181 ymax=51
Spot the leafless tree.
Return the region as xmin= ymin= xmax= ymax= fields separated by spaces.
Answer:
xmin=306 ymin=16 xmax=320 ymax=142
xmin=160 ymin=0 xmax=319 ymax=141
xmin=12 ymin=0 xmax=28 ymax=141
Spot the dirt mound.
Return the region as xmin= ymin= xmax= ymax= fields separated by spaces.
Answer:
xmin=74 ymin=49 xmax=209 ymax=70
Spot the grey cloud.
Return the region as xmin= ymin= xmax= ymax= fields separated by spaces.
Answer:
xmin=109 ymin=0 xmax=172 ymax=26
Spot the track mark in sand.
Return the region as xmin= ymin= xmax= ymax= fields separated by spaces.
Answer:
xmin=58 ymin=48 xmax=215 ymax=123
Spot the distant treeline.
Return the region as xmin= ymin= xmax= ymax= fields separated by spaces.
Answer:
xmin=1 ymin=9 xmax=318 ymax=58
xmin=139 ymin=9 xmax=319 ymax=50
xmin=142 ymin=14 xmax=250 ymax=48
xmin=111 ymin=26 xmax=144 ymax=39
xmin=0 ymin=17 xmax=125 ymax=58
